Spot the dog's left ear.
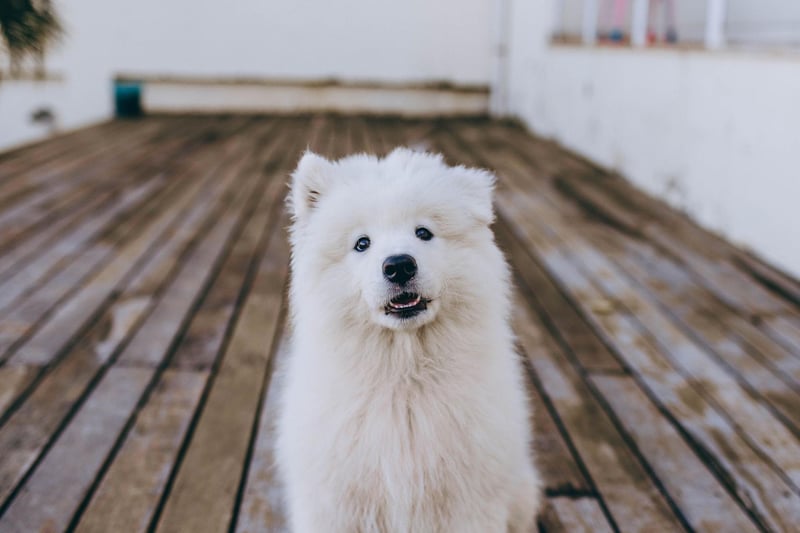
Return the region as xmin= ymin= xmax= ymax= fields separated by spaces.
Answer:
xmin=289 ymin=150 xmax=333 ymax=221
xmin=455 ymin=166 xmax=496 ymax=226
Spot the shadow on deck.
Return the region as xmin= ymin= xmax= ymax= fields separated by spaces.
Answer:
xmin=0 ymin=115 xmax=798 ymax=532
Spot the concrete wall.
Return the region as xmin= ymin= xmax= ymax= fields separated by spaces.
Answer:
xmin=505 ymin=0 xmax=800 ymax=276
xmin=0 ymin=0 xmax=493 ymax=150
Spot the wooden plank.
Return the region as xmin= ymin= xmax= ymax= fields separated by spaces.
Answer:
xmin=428 ymin=124 xmax=623 ymax=373
xmin=455 ymin=121 xmax=800 ymax=474
xmin=467 ymin=121 xmax=800 ymax=428
xmin=348 ymin=116 xmax=371 ymax=155
xmin=12 ymin=128 xmax=255 ymax=354
xmin=74 ymin=370 xmax=206 ymax=533
xmin=324 ymin=115 xmax=351 ymax=159
xmin=437 ymin=122 xmax=685 ymax=529
xmin=549 ymin=169 xmax=800 ymax=358
xmin=595 ymin=232 xmax=800 ymax=427
xmin=734 ymin=252 xmax=800 ymax=310
xmin=163 ymin=209 xmax=260 ymax=370
xmin=522 ymin=356 xmax=592 ymax=495
xmin=620 ymin=188 xmax=800 ymax=325
xmin=0 ymin=120 xmax=139 ymax=182
xmin=764 ymin=317 xmax=800 ymax=357
xmin=341 ymin=115 xmax=357 ymax=154
xmin=0 ymin=189 xmax=113 ymax=281
xmin=352 ymin=115 xmax=399 ymax=156
xmin=169 ymin=121 xmax=298 ymax=372
xmin=2 ymin=115 xmax=798 ymax=532
xmin=154 ymin=123 xmax=299 ymax=532
xmin=552 ymin=217 xmax=800 ymax=478
xmin=0 ymin=119 xmax=251 ymax=365
xmin=0 ymin=179 xmax=162 ymax=313
xmin=0 ymin=120 xmax=156 ymax=208
xmin=117 ymin=121 xmax=286 ymax=369
xmin=0 ymin=119 xmax=270 ymax=507
xmin=0 ymin=367 xmax=152 ymax=533
xmin=0 ymin=127 xmax=236 ymax=492
xmin=494 ymin=123 xmax=800 ymax=355
xmin=0 ymin=119 xmax=271 ymax=527
xmin=0 ymin=121 xmax=123 ymax=177
xmin=446 ymin=120 xmax=800 ymax=529
xmin=116 ymin=122 xmax=268 ymax=300
xmin=389 ymin=117 xmax=437 ymax=152
xmin=0 ymin=118 xmax=232 ymax=360
xmin=495 ymin=220 xmax=625 ymax=373
xmin=510 ymin=294 xmax=683 ymax=531
xmin=588 ymin=183 xmax=800 ymax=354
xmin=63 ymin=123 xmax=291 ymax=531
xmin=591 ymin=375 xmax=759 ymax=531
xmin=491 ymin=171 xmax=800 ymax=529
xmin=234 ymin=121 xmax=328 ymax=533
xmin=73 ymin=122 xmax=290 ymax=532
xmin=308 ymin=119 xmax=331 ymax=158
xmin=0 ymin=120 xmax=172 ymax=250
xmin=438 ymin=117 xmax=800 ymax=508
xmin=487 ymin=120 xmax=789 ymax=300
xmin=0 ymin=297 xmax=153 ymax=507
xmin=154 ymin=210 xmax=291 ymax=533
xmin=0 ymin=245 xmax=133 ymax=358
xmin=624 ymin=234 xmax=800 ymax=388
xmin=513 ymin=206 xmax=800 ymax=529
xmin=114 ymin=173 xmax=267 ymax=367
xmin=0 ymin=367 xmax=36 ymax=418
xmin=539 ymin=497 xmax=614 ymax=533
xmin=379 ymin=117 xmax=429 ymax=152
xmin=234 ymin=327 xmax=290 ymax=533
xmin=0 ymin=204 xmax=225 ymax=508
xmin=303 ymin=114 xmax=332 ymax=155
xmin=545 ymin=219 xmax=800 ymax=487
xmin=368 ymin=117 xmax=402 ymax=154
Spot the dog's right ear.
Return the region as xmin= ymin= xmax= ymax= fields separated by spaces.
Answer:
xmin=288 ymin=150 xmax=333 ymax=221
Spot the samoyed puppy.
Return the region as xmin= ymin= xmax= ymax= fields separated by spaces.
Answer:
xmin=276 ymin=148 xmax=540 ymax=532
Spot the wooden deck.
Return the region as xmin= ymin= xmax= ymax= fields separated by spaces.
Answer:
xmin=0 ymin=115 xmax=799 ymax=532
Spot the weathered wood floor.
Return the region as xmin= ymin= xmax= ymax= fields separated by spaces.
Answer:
xmin=0 ymin=115 xmax=799 ymax=532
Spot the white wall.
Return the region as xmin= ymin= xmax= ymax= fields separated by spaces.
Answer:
xmin=0 ymin=1 xmax=114 ymax=149
xmin=504 ymin=0 xmax=800 ymax=276
xmin=0 ymin=0 xmax=493 ymax=150
xmin=109 ymin=0 xmax=492 ymax=85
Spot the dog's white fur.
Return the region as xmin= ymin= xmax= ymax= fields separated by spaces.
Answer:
xmin=276 ymin=148 xmax=541 ymax=532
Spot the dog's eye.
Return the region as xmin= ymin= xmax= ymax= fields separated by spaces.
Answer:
xmin=415 ymin=227 xmax=434 ymax=241
xmin=354 ymin=236 xmax=371 ymax=252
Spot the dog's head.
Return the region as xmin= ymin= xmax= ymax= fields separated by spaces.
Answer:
xmin=288 ymin=148 xmax=502 ymax=331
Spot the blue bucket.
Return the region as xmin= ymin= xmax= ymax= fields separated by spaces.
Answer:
xmin=115 ymin=81 xmax=143 ymax=118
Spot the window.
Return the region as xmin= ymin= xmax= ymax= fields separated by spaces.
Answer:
xmin=726 ymin=0 xmax=800 ymax=50
xmin=552 ymin=0 xmax=800 ymax=52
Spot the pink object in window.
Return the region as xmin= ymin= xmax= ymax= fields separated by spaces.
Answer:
xmin=648 ymin=0 xmax=678 ymax=43
xmin=600 ymin=0 xmax=628 ymax=42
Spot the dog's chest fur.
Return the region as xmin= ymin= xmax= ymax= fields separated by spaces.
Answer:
xmin=323 ymin=376 xmax=476 ymax=521
xmin=284 ymin=333 xmax=514 ymax=528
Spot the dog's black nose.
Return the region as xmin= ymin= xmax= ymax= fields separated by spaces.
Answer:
xmin=383 ymin=254 xmax=417 ymax=285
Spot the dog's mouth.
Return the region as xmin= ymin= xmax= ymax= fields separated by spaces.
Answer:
xmin=384 ymin=292 xmax=428 ymax=318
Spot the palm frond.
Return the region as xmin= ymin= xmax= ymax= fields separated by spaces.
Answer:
xmin=0 ymin=0 xmax=63 ymax=62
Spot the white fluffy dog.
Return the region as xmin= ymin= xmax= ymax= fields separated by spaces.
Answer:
xmin=276 ymin=148 xmax=540 ymax=532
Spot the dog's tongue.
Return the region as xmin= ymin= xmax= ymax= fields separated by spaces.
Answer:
xmin=390 ymin=292 xmax=421 ymax=309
